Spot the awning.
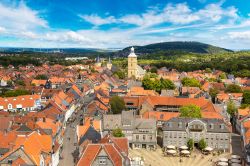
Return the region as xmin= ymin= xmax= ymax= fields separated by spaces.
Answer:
xmin=217 ymin=162 xmax=228 ymax=166
xmin=179 ymin=145 xmax=188 ymax=150
xmin=181 ymin=150 xmax=190 ymax=154
xmin=204 ymin=146 xmax=213 ymax=151
xmin=166 ymin=150 xmax=177 ymax=154
xmin=167 ymin=145 xmax=176 ymax=149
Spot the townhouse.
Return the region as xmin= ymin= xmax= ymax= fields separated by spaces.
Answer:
xmin=0 ymin=94 xmax=41 ymax=112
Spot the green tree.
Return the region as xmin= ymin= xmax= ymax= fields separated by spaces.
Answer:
xmin=227 ymin=100 xmax=237 ymax=116
xmin=112 ymin=128 xmax=125 ymax=137
xmin=35 ymin=74 xmax=48 ymax=80
xmin=150 ymin=67 xmax=157 ymax=73
xmin=160 ymin=78 xmax=175 ymax=90
xmin=181 ymin=77 xmax=201 ymax=88
xmin=1 ymin=89 xmax=30 ymax=97
xmin=110 ymin=96 xmax=126 ymax=114
xmin=113 ymin=70 xmax=125 ymax=79
xmin=209 ymin=87 xmax=219 ymax=103
xmin=219 ymin=73 xmax=227 ymax=79
xmin=142 ymin=77 xmax=175 ymax=93
xmin=225 ymin=84 xmax=242 ymax=93
xmin=15 ymin=80 xmax=25 ymax=86
xmin=205 ymin=68 xmax=212 ymax=73
xmin=180 ymin=104 xmax=202 ymax=118
xmin=242 ymin=90 xmax=250 ymax=105
xmin=187 ymin=139 xmax=194 ymax=151
xmin=7 ymin=80 xmax=13 ymax=87
xmin=198 ymin=139 xmax=207 ymax=150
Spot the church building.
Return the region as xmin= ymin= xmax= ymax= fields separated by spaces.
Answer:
xmin=127 ymin=47 xmax=145 ymax=79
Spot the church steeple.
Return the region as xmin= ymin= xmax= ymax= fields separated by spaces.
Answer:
xmin=106 ymin=56 xmax=112 ymax=70
xmin=128 ymin=47 xmax=137 ymax=57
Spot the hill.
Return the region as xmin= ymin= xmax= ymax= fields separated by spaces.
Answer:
xmin=115 ymin=41 xmax=233 ymax=57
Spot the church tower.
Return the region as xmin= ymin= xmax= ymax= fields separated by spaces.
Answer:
xmin=128 ymin=47 xmax=137 ymax=78
xmin=95 ymin=55 xmax=102 ymax=67
xmin=106 ymin=56 xmax=112 ymax=70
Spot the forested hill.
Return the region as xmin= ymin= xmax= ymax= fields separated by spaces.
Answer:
xmin=115 ymin=41 xmax=233 ymax=57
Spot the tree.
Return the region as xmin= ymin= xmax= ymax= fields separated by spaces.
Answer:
xmin=15 ymin=80 xmax=25 ymax=86
xmin=160 ymin=78 xmax=175 ymax=90
xmin=142 ymin=77 xmax=175 ymax=93
xmin=227 ymin=100 xmax=237 ymax=116
xmin=1 ymin=89 xmax=30 ymax=97
xmin=110 ymin=96 xmax=126 ymax=114
xmin=242 ymin=90 xmax=250 ymax=105
xmin=225 ymin=84 xmax=242 ymax=93
xmin=209 ymin=87 xmax=219 ymax=103
xmin=112 ymin=128 xmax=125 ymax=137
xmin=150 ymin=67 xmax=157 ymax=73
xmin=181 ymin=77 xmax=201 ymax=88
xmin=198 ymin=139 xmax=207 ymax=150
xmin=113 ymin=70 xmax=125 ymax=79
xmin=219 ymin=73 xmax=227 ymax=79
xmin=180 ymin=104 xmax=202 ymax=118
xmin=187 ymin=139 xmax=194 ymax=151
xmin=205 ymin=68 xmax=212 ymax=73
xmin=35 ymin=74 xmax=48 ymax=80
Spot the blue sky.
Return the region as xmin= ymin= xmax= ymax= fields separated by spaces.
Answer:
xmin=0 ymin=0 xmax=250 ymax=49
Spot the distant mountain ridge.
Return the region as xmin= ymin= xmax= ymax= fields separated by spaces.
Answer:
xmin=115 ymin=41 xmax=233 ymax=57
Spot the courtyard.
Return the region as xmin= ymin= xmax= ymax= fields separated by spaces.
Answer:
xmin=129 ymin=147 xmax=233 ymax=166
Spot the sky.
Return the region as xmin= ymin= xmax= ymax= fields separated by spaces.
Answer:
xmin=0 ymin=0 xmax=250 ymax=49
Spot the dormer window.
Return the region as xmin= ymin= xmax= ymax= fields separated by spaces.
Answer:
xmin=99 ymin=157 xmax=106 ymax=165
xmin=178 ymin=122 xmax=182 ymax=128
xmin=168 ymin=122 xmax=172 ymax=127
xmin=210 ymin=124 xmax=214 ymax=129
xmin=8 ymin=104 xmax=12 ymax=109
xmin=220 ymin=124 xmax=224 ymax=129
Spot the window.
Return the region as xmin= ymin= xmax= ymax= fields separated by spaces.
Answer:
xmin=8 ymin=104 xmax=12 ymax=109
xmin=99 ymin=158 xmax=106 ymax=165
xmin=178 ymin=122 xmax=182 ymax=128
xmin=136 ymin=135 xmax=139 ymax=140
xmin=143 ymin=135 xmax=146 ymax=140
xmin=149 ymin=135 xmax=152 ymax=140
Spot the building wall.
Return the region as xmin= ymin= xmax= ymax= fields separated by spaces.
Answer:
xmin=128 ymin=57 xmax=137 ymax=78
xmin=92 ymin=149 xmax=114 ymax=166
xmin=163 ymin=131 xmax=231 ymax=151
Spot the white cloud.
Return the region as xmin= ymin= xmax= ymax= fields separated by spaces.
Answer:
xmin=79 ymin=14 xmax=116 ymax=26
xmin=0 ymin=2 xmax=47 ymax=31
xmin=81 ymin=2 xmax=238 ymax=28
xmin=0 ymin=26 xmax=6 ymax=33
xmin=228 ymin=31 xmax=250 ymax=40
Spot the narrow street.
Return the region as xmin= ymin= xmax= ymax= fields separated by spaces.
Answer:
xmin=59 ymin=93 xmax=95 ymax=166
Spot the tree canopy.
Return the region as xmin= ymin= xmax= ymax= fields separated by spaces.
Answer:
xmin=242 ymin=90 xmax=250 ymax=105
xmin=35 ymin=74 xmax=48 ymax=80
xmin=225 ymin=84 xmax=242 ymax=93
xmin=112 ymin=128 xmax=125 ymax=137
xmin=209 ymin=87 xmax=219 ymax=103
xmin=181 ymin=77 xmax=201 ymax=88
xmin=142 ymin=76 xmax=175 ymax=93
xmin=227 ymin=100 xmax=237 ymax=116
xmin=187 ymin=138 xmax=194 ymax=151
xmin=198 ymin=139 xmax=207 ymax=150
xmin=180 ymin=104 xmax=202 ymax=118
xmin=0 ymin=89 xmax=31 ymax=97
xmin=113 ymin=70 xmax=125 ymax=79
xmin=110 ymin=96 xmax=126 ymax=114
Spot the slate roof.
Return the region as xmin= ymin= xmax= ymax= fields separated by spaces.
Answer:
xmin=162 ymin=117 xmax=230 ymax=133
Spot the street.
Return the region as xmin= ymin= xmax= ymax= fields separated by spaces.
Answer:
xmin=59 ymin=93 xmax=95 ymax=166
